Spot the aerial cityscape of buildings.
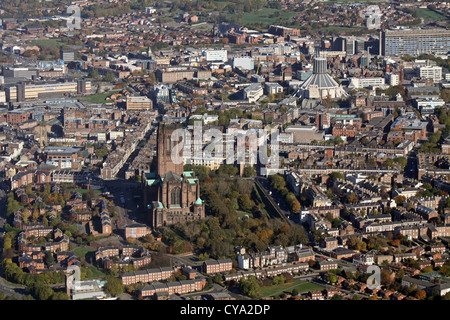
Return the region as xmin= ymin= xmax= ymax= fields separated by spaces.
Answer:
xmin=0 ymin=0 xmax=449 ymax=309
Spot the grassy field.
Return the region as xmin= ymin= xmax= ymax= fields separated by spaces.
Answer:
xmin=318 ymin=25 xmax=365 ymax=32
xmin=238 ymin=8 xmax=297 ymax=26
xmin=260 ymin=279 xmax=324 ymax=298
xmin=86 ymin=266 xmax=108 ymax=279
xmin=80 ymin=90 xmax=120 ymax=104
xmin=73 ymin=247 xmax=96 ymax=259
xmin=30 ymin=39 xmax=63 ymax=48
xmin=413 ymin=8 xmax=447 ymax=21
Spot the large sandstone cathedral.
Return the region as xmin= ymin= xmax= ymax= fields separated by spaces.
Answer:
xmin=144 ymin=122 xmax=205 ymax=228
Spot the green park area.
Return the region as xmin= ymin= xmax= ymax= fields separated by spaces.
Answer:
xmin=260 ymin=279 xmax=324 ymax=298
xmin=30 ymin=39 xmax=64 ymax=48
xmin=237 ymin=8 xmax=297 ymax=26
xmin=80 ymin=91 xmax=120 ymax=104
xmin=413 ymin=8 xmax=447 ymax=21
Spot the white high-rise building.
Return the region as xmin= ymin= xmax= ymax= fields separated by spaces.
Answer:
xmin=419 ymin=66 xmax=443 ymax=83
xmin=204 ymin=49 xmax=228 ymax=62
xmin=385 ymin=72 xmax=399 ymax=86
xmin=232 ymin=56 xmax=254 ymax=70
xmin=348 ymin=77 xmax=386 ymax=89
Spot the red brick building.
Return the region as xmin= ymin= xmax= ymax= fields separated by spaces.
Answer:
xmin=203 ymin=259 xmax=233 ymax=274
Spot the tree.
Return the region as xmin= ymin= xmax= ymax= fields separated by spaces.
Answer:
xmin=51 ymin=292 xmax=70 ymax=300
xmin=327 ymin=273 xmax=337 ymax=284
xmin=394 ymin=157 xmax=408 ymax=170
xmin=348 ymin=237 xmax=367 ymax=251
xmin=243 ymin=166 xmax=256 ymax=178
xmin=395 ymin=268 xmax=405 ymax=281
xmin=88 ymin=68 xmax=99 ymax=79
xmin=239 ymin=276 xmax=261 ymax=298
xmin=238 ymin=194 xmax=253 ymax=212
xmin=422 ymin=266 xmax=433 ymax=274
xmin=394 ymin=196 xmax=406 ymax=206
xmin=104 ymin=276 xmax=124 ymax=297
xmin=22 ymin=209 xmax=31 ymax=224
xmin=44 ymin=252 xmax=54 ymax=266
xmin=415 ymin=289 xmax=427 ymax=300
xmin=333 ymin=136 xmax=344 ymax=145
xmin=347 ymin=192 xmax=358 ymax=204
xmin=327 ymin=172 xmax=344 ymax=188
xmin=104 ymin=70 xmax=116 ymax=82
xmin=272 ymin=274 xmax=285 ymax=285
xmin=6 ymin=193 xmax=20 ymax=217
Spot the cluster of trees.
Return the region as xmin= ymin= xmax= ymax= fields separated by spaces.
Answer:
xmin=169 ymin=214 xmax=307 ymax=258
xmin=239 ymin=276 xmax=261 ymax=298
xmin=237 ymin=272 xmax=294 ymax=298
xmin=267 ymin=174 xmax=301 ymax=212
xmin=163 ymin=173 xmax=308 ymax=258
xmin=376 ymin=85 xmax=406 ymax=101
xmin=6 ymin=186 xmax=66 ymax=227
xmin=0 ymin=0 xmax=60 ymax=18
xmin=419 ymin=130 xmax=442 ymax=153
xmin=103 ymin=276 xmax=124 ymax=297
xmin=2 ymin=260 xmax=69 ymax=300
xmin=441 ymin=89 xmax=450 ymax=104
xmin=81 ymin=3 xmax=131 ymax=18
xmin=6 ymin=183 xmax=119 ymax=249
xmin=416 ymin=182 xmax=446 ymax=199
xmin=310 ymin=136 xmax=345 ymax=146
xmin=381 ymin=157 xmax=408 ymax=170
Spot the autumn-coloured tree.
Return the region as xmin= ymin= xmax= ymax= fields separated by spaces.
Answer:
xmin=347 ymin=192 xmax=358 ymax=204
xmin=32 ymin=208 xmax=40 ymax=221
xmin=22 ymin=209 xmax=31 ymax=224
xmin=415 ymin=289 xmax=427 ymax=300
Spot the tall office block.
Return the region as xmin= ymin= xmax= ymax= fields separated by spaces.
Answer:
xmin=381 ymin=28 xmax=450 ymax=56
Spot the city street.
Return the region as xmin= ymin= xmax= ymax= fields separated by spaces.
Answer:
xmin=103 ymin=179 xmax=143 ymax=234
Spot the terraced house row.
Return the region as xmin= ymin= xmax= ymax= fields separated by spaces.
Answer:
xmin=120 ymin=266 xmax=177 ymax=285
xmin=138 ymin=278 xmax=207 ymax=299
xmin=223 ymin=262 xmax=310 ymax=282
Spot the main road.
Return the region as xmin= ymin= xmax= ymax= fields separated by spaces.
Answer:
xmin=255 ymin=177 xmax=296 ymax=225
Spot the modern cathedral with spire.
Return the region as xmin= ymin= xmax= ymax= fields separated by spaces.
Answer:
xmin=143 ymin=122 xmax=205 ymax=228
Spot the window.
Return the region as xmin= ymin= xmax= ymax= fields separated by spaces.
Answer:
xmin=171 ymin=187 xmax=180 ymax=205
